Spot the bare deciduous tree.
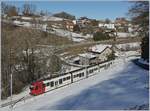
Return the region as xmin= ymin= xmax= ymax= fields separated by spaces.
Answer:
xmin=22 ymin=3 xmax=36 ymax=16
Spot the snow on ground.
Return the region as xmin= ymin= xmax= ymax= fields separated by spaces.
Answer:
xmin=48 ymin=28 xmax=91 ymax=42
xmin=116 ymin=42 xmax=140 ymax=50
xmin=78 ymin=53 xmax=96 ymax=59
xmin=138 ymin=58 xmax=149 ymax=65
xmin=1 ymin=56 xmax=149 ymax=111
xmin=40 ymin=16 xmax=63 ymax=21
xmin=1 ymin=87 xmax=30 ymax=106
xmin=89 ymin=44 xmax=112 ymax=53
xmin=117 ymin=32 xmax=137 ymax=38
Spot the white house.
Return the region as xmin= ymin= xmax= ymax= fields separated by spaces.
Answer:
xmin=72 ymin=20 xmax=77 ymax=25
xmin=99 ymin=23 xmax=115 ymax=29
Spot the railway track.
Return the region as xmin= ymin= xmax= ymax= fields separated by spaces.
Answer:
xmin=0 ymin=95 xmax=32 ymax=108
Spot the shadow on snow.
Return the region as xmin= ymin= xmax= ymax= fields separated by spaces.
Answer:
xmin=40 ymin=61 xmax=149 ymax=110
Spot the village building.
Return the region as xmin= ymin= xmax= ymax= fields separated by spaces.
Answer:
xmin=78 ymin=53 xmax=98 ymax=65
xmin=89 ymin=44 xmax=113 ymax=62
xmin=115 ymin=17 xmax=128 ymax=26
xmin=65 ymin=20 xmax=75 ymax=32
xmin=73 ymin=44 xmax=113 ymax=66
xmin=98 ymin=23 xmax=116 ymax=30
xmin=77 ymin=17 xmax=92 ymax=28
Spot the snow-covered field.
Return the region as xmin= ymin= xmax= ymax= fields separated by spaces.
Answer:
xmin=48 ymin=28 xmax=91 ymax=42
xmin=1 ymin=56 xmax=149 ymax=111
xmin=116 ymin=42 xmax=140 ymax=50
xmin=117 ymin=32 xmax=137 ymax=38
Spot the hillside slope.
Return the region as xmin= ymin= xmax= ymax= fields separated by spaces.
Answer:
xmin=1 ymin=57 xmax=149 ymax=110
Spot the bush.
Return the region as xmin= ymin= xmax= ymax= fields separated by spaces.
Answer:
xmin=93 ymin=31 xmax=110 ymax=41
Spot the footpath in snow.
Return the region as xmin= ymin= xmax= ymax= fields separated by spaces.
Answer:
xmin=0 ymin=57 xmax=149 ymax=110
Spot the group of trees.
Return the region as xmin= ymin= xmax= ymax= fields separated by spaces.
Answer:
xmin=2 ymin=2 xmax=37 ymax=17
xmin=128 ymin=1 xmax=149 ymax=60
xmin=1 ymin=2 xmax=19 ymax=16
xmin=93 ymin=31 xmax=111 ymax=41
xmin=1 ymin=23 xmax=62 ymax=99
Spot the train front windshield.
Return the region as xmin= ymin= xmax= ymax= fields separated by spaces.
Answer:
xmin=30 ymin=85 xmax=34 ymax=90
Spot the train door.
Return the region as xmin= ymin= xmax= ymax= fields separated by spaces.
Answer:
xmin=36 ymin=82 xmax=45 ymax=95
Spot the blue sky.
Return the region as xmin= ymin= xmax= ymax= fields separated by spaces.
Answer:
xmin=4 ymin=1 xmax=132 ymax=21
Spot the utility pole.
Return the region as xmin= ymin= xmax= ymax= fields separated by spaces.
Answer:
xmin=10 ymin=72 xmax=13 ymax=110
xmin=9 ymin=48 xmax=14 ymax=110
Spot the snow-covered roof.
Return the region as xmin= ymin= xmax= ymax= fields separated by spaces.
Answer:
xmin=90 ymin=44 xmax=112 ymax=53
xmin=78 ymin=53 xmax=96 ymax=59
xmin=41 ymin=16 xmax=63 ymax=21
xmin=72 ymin=56 xmax=80 ymax=61
xmin=21 ymin=16 xmax=33 ymax=20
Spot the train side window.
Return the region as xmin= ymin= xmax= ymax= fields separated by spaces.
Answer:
xmin=59 ymin=79 xmax=62 ymax=84
xmin=50 ymin=81 xmax=54 ymax=87
xmin=47 ymin=83 xmax=49 ymax=86
xmin=79 ymin=73 xmax=81 ymax=77
xmin=67 ymin=76 xmax=70 ymax=80
xmin=81 ymin=73 xmax=84 ymax=76
xmin=63 ymin=78 xmax=66 ymax=81
xmin=55 ymin=81 xmax=58 ymax=85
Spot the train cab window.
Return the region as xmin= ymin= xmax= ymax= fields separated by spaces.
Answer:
xmin=59 ymin=79 xmax=62 ymax=84
xmin=50 ymin=81 xmax=54 ymax=87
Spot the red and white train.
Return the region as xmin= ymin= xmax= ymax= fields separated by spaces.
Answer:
xmin=29 ymin=60 xmax=113 ymax=96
